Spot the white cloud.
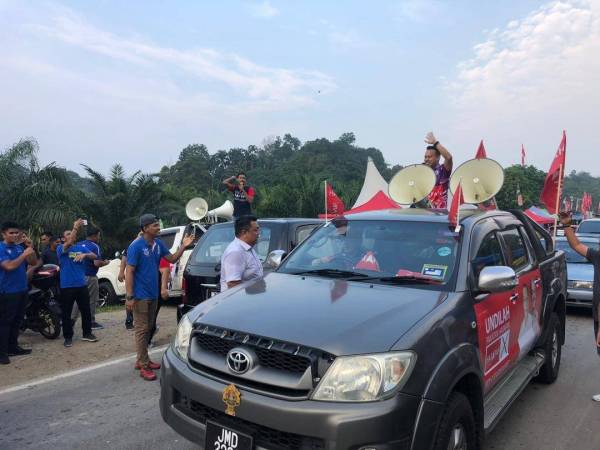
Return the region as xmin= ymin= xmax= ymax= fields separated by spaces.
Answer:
xmin=393 ymin=0 xmax=445 ymax=23
xmin=249 ymin=1 xmax=280 ymax=19
xmin=444 ymin=0 xmax=600 ymax=172
xmin=328 ymin=30 xmax=370 ymax=50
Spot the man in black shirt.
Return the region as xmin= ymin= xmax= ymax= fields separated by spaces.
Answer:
xmin=223 ymin=171 xmax=255 ymax=218
xmin=559 ymin=212 xmax=600 ymax=401
xmin=41 ymin=234 xmax=60 ymax=266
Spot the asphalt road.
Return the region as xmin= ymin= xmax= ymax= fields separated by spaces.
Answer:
xmin=1 ymin=309 xmax=599 ymax=450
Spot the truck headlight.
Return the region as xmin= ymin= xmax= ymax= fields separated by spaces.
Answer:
xmin=173 ymin=315 xmax=193 ymax=361
xmin=312 ymin=352 xmax=416 ymax=402
xmin=571 ymin=280 xmax=593 ymax=290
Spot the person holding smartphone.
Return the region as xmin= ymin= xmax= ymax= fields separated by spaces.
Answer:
xmin=559 ymin=211 xmax=600 ymax=400
xmin=223 ymin=171 xmax=255 ymax=219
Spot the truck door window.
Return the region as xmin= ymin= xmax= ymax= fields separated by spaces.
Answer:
xmin=472 ymin=232 xmax=505 ymax=282
xmin=500 ymin=228 xmax=529 ymax=272
xmin=295 ymin=225 xmax=319 ymax=247
xmin=159 ymin=232 xmax=177 ymax=250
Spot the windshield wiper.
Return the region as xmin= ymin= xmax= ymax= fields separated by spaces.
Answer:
xmin=351 ymin=275 xmax=443 ymax=285
xmin=291 ymin=269 xmax=369 ymax=279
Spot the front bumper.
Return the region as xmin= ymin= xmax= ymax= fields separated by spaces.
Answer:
xmin=566 ymin=288 xmax=593 ymax=307
xmin=160 ymin=348 xmax=438 ymax=450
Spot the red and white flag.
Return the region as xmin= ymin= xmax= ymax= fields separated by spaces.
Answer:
xmin=449 ymin=179 xmax=464 ymax=231
xmin=517 ymin=185 xmax=524 ymax=207
xmin=475 ymin=140 xmax=487 ymax=159
xmin=521 ymin=144 xmax=526 ymax=167
xmin=325 ymin=183 xmax=345 ymax=216
xmin=540 ymin=131 xmax=566 ymax=214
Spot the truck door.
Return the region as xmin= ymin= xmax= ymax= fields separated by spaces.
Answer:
xmin=471 ymin=231 xmax=514 ymax=392
xmin=498 ymin=227 xmax=543 ymax=358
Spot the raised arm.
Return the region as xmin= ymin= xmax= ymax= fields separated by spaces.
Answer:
xmin=425 ymin=132 xmax=453 ymax=172
xmin=63 ymin=219 xmax=83 ymax=252
xmin=163 ymin=234 xmax=194 ymax=264
xmin=560 ymin=213 xmax=588 ymax=257
xmin=222 ymin=175 xmax=236 ymax=189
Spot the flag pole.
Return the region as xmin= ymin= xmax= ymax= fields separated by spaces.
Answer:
xmin=324 ymin=180 xmax=328 ymax=224
xmin=552 ymin=163 xmax=564 ymax=241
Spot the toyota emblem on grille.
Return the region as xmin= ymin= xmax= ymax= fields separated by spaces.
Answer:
xmin=227 ymin=348 xmax=253 ymax=374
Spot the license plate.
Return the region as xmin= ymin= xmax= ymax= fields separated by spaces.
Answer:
xmin=205 ymin=420 xmax=253 ymax=450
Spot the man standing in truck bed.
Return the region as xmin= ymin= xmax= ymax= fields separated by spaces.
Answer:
xmin=223 ymin=171 xmax=255 ymax=219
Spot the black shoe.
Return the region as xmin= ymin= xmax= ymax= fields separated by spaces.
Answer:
xmin=8 ymin=346 xmax=32 ymax=356
xmin=81 ymin=333 xmax=98 ymax=342
xmin=0 ymin=354 xmax=9 ymax=365
xmin=91 ymin=321 xmax=104 ymax=330
xmin=125 ymin=322 xmax=134 ymax=330
xmin=64 ymin=338 xmax=73 ymax=347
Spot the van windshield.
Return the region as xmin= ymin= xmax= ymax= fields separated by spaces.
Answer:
xmin=279 ymin=219 xmax=460 ymax=288
xmin=192 ymin=224 xmax=272 ymax=264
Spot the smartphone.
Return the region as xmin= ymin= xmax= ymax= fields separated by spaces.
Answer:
xmin=82 ymin=219 xmax=88 ymax=226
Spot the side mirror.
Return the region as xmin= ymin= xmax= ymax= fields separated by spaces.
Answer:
xmin=266 ymin=250 xmax=287 ymax=269
xmin=478 ymin=266 xmax=518 ymax=293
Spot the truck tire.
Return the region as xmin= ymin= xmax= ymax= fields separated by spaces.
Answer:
xmin=98 ymin=280 xmax=117 ymax=308
xmin=536 ymin=312 xmax=561 ymax=384
xmin=433 ymin=392 xmax=477 ymax=450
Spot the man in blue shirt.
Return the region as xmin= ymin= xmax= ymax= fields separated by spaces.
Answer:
xmin=58 ymin=219 xmax=100 ymax=347
xmin=71 ymin=227 xmax=109 ymax=330
xmin=125 ymin=214 xmax=193 ymax=381
xmin=0 ymin=221 xmax=38 ymax=364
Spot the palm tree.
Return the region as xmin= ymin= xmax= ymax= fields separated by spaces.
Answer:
xmin=0 ymin=139 xmax=80 ymax=236
xmin=81 ymin=164 xmax=178 ymax=254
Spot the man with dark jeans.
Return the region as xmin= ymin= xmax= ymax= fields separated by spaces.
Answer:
xmin=559 ymin=212 xmax=600 ymax=401
xmin=0 ymin=221 xmax=37 ymax=364
xmin=71 ymin=227 xmax=109 ymax=330
xmin=57 ymin=219 xmax=99 ymax=347
xmin=125 ymin=214 xmax=192 ymax=381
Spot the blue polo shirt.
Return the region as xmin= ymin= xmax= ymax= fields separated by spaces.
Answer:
xmin=127 ymin=237 xmax=170 ymax=300
xmin=79 ymin=240 xmax=101 ymax=277
xmin=57 ymin=243 xmax=88 ymax=289
xmin=0 ymin=242 xmax=28 ymax=294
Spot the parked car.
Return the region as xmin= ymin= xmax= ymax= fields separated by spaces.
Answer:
xmin=97 ymin=224 xmax=205 ymax=306
xmin=178 ymin=218 xmax=322 ymax=320
xmin=555 ymin=235 xmax=600 ymax=308
xmin=160 ymin=208 xmax=566 ymax=450
xmin=576 ymin=218 xmax=600 ymax=237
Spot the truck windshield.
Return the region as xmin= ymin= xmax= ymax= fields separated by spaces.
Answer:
xmin=279 ymin=219 xmax=460 ymax=287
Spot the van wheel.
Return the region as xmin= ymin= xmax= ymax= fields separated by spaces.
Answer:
xmin=98 ymin=281 xmax=116 ymax=308
xmin=433 ymin=392 xmax=476 ymax=450
xmin=536 ymin=312 xmax=561 ymax=384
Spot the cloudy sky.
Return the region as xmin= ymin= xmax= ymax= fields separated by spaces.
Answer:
xmin=1 ymin=0 xmax=598 ymax=175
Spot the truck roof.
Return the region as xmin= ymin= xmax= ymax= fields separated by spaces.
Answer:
xmin=338 ymin=208 xmax=515 ymax=224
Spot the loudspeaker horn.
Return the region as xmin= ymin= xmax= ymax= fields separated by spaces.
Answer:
xmin=185 ymin=197 xmax=209 ymax=221
xmin=449 ymin=158 xmax=504 ymax=204
xmin=388 ymin=164 xmax=436 ymax=204
xmin=207 ymin=200 xmax=234 ymax=222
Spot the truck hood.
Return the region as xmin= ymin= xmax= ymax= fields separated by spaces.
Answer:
xmin=567 ymin=262 xmax=594 ymax=282
xmin=189 ymin=272 xmax=447 ymax=356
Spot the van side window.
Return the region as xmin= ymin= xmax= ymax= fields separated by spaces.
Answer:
xmin=500 ymin=228 xmax=529 ymax=272
xmin=295 ymin=225 xmax=319 ymax=247
xmin=472 ymin=233 xmax=505 ymax=282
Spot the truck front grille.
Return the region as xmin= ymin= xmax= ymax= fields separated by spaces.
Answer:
xmin=177 ymin=393 xmax=325 ymax=450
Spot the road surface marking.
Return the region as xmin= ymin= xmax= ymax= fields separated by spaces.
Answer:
xmin=0 ymin=344 xmax=169 ymax=397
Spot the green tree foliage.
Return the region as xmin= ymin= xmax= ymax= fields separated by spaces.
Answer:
xmin=495 ymin=165 xmax=547 ymax=209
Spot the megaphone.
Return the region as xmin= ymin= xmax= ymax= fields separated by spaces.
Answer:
xmin=185 ymin=197 xmax=209 ymax=221
xmin=449 ymin=158 xmax=504 ymax=204
xmin=388 ymin=164 xmax=436 ymax=205
xmin=207 ymin=200 xmax=234 ymax=222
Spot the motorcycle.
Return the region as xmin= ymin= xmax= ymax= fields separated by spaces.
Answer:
xmin=21 ymin=264 xmax=62 ymax=339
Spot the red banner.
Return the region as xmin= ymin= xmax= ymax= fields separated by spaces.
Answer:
xmin=540 ymin=131 xmax=566 ymax=214
xmin=475 ymin=140 xmax=487 ymax=159
xmin=449 ymin=180 xmax=464 ymax=229
xmin=326 ymin=184 xmax=345 ymax=215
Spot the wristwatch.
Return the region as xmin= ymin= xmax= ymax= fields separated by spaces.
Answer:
xmin=433 ymin=141 xmax=440 ymax=150
xmin=126 ymin=295 xmax=134 ymax=300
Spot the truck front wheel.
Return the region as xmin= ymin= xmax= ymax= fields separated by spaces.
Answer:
xmin=536 ymin=312 xmax=561 ymax=384
xmin=433 ymin=391 xmax=477 ymax=450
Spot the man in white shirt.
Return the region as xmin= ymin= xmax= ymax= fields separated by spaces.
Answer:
xmin=220 ymin=215 xmax=264 ymax=292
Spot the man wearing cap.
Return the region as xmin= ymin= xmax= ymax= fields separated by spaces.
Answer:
xmin=125 ymin=214 xmax=193 ymax=381
xmin=423 ymin=131 xmax=453 ymax=209
xmin=58 ymin=219 xmax=99 ymax=347
xmin=71 ymin=227 xmax=109 ymax=330
xmin=0 ymin=221 xmax=38 ymax=364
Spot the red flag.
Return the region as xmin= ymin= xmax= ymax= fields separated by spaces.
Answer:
xmin=540 ymin=131 xmax=566 ymax=214
xmin=326 ymin=183 xmax=345 ymax=215
xmin=475 ymin=140 xmax=487 ymax=159
xmin=521 ymin=144 xmax=526 ymax=167
xmin=517 ymin=185 xmax=524 ymax=207
xmin=449 ymin=180 xmax=464 ymax=230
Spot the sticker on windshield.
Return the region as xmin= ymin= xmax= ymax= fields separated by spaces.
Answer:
xmin=437 ymin=246 xmax=452 ymax=257
xmin=422 ymin=264 xmax=447 ymax=279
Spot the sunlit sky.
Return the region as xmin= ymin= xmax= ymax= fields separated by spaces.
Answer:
xmin=1 ymin=0 xmax=598 ymax=175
